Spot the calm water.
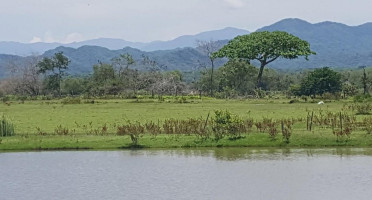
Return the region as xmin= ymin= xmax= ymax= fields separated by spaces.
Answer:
xmin=1 ymin=148 xmax=372 ymax=200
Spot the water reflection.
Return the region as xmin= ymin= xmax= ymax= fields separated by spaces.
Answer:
xmin=124 ymin=147 xmax=372 ymax=161
xmin=2 ymin=148 xmax=372 ymax=200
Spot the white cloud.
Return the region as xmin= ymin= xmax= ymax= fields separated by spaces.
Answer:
xmin=28 ymin=32 xmax=84 ymax=44
xmin=223 ymin=0 xmax=245 ymax=8
xmin=63 ymin=33 xmax=83 ymax=43
xmin=29 ymin=36 xmax=42 ymax=43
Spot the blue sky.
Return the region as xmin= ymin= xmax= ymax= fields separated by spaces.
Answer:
xmin=1 ymin=0 xmax=371 ymax=43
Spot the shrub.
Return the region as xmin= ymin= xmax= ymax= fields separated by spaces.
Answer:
xmin=55 ymin=125 xmax=69 ymax=135
xmin=117 ymin=122 xmax=145 ymax=145
xmin=162 ymin=118 xmax=206 ymax=136
xmin=212 ymin=110 xmax=244 ymax=140
xmin=281 ymin=120 xmax=292 ymax=143
xmin=144 ymin=121 xmax=161 ymax=137
xmin=61 ymin=97 xmax=81 ymax=104
xmin=354 ymin=94 xmax=372 ymax=103
xmin=2 ymin=96 xmax=10 ymax=103
xmin=355 ymin=103 xmax=372 ymax=115
xmin=0 ymin=116 xmax=15 ymax=137
xmin=363 ymin=117 xmax=372 ymax=134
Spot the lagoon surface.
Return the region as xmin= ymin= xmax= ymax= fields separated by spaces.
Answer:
xmin=1 ymin=148 xmax=372 ymax=200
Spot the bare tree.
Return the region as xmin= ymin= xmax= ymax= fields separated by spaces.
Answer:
xmin=3 ymin=56 xmax=42 ymax=96
xmin=196 ymin=40 xmax=220 ymax=96
xmin=111 ymin=53 xmax=135 ymax=77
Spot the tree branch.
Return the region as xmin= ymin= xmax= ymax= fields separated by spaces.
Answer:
xmin=266 ymin=56 xmax=280 ymax=65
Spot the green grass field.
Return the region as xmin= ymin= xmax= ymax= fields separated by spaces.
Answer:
xmin=1 ymin=98 xmax=372 ymax=151
xmin=0 ymin=98 xmax=346 ymax=134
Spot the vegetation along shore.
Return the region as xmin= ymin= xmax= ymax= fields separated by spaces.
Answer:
xmin=2 ymin=97 xmax=372 ymax=151
xmin=1 ymin=31 xmax=372 ymax=151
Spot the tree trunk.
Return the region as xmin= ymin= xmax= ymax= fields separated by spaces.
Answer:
xmin=363 ymin=68 xmax=368 ymax=95
xmin=210 ymin=58 xmax=215 ymax=97
xmin=256 ymin=62 xmax=265 ymax=88
xmin=58 ymin=68 xmax=62 ymax=97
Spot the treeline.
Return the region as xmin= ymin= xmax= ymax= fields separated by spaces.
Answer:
xmin=0 ymin=52 xmax=371 ymax=99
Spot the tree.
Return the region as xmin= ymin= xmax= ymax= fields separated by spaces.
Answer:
xmin=361 ymin=66 xmax=369 ymax=95
xmin=218 ymin=59 xmax=257 ymax=95
xmin=213 ymin=31 xmax=315 ymax=88
xmin=300 ymin=67 xmax=342 ymax=97
xmin=197 ymin=40 xmax=221 ymax=96
xmin=111 ymin=53 xmax=135 ymax=77
xmin=61 ymin=77 xmax=87 ymax=96
xmin=4 ymin=56 xmax=42 ymax=96
xmin=37 ymin=52 xmax=70 ymax=96
xmin=90 ymin=63 xmax=118 ymax=95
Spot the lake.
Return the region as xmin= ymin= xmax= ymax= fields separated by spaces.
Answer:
xmin=1 ymin=148 xmax=372 ymax=200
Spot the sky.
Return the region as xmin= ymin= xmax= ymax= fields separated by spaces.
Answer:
xmin=1 ymin=0 xmax=372 ymax=43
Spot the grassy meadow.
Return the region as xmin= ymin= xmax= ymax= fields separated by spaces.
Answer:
xmin=1 ymin=97 xmax=372 ymax=151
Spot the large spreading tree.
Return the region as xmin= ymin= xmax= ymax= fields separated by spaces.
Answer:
xmin=213 ymin=31 xmax=315 ymax=88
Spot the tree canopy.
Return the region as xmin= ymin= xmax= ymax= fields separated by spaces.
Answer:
xmin=37 ymin=52 xmax=70 ymax=96
xmin=213 ymin=31 xmax=315 ymax=87
xmin=300 ymin=67 xmax=342 ymax=96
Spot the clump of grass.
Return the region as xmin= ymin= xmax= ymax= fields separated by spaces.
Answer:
xmin=243 ymin=118 xmax=254 ymax=132
xmin=36 ymin=127 xmax=47 ymax=136
xmin=281 ymin=120 xmax=292 ymax=143
xmin=265 ymin=118 xmax=278 ymax=140
xmin=254 ymin=121 xmax=265 ymax=132
xmin=101 ymin=123 xmax=108 ymax=135
xmin=362 ymin=117 xmax=372 ymax=134
xmin=83 ymin=99 xmax=95 ymax=104
xmin=162 ymin=118 xmax=207 ymax=135
xmin=331 ymin=112 xmax=353 ymax=142
xmin=144 ymin=121 xmax=161 ymax=138
xmin=61 ymin=97 xmax=81 ymax=104
xmin=117 ymin=122 xmax=145 ymax=145
xmin=55 ymin=125 xmax=69 ymax=135
xmin=0 ymin=116 xmax=15 ymax=137
xmin=355 ymin=103 xmax=372 ymax=115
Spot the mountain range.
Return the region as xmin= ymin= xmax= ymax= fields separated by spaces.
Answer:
xmin=257 ymin=18 xmax=372 ymax=69
xmin=0 ymin=27 xmax=249 ymax=56
xmin=1 ymin=18 xmax=372 ymax=78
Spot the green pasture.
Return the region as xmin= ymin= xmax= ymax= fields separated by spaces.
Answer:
xmin=2 ymin=98 xmax=372 ymax=151
xmin=0 ymin=98 xmax=346 ymax=135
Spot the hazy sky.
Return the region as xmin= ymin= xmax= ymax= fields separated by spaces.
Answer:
xmin=1 ymin=0 xmax=371 ymax=43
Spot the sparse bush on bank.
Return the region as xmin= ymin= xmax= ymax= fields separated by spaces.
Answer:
xmin=0 ymin=116 xmax=15 ymax=137
xmin=4 ymin=99 xmax=372 ymax=150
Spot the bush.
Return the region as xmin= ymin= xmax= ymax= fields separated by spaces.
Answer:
xmin=355 ymin=103 xmax=372 ymax=115
xmin=2 ymin=96 xmax=10 ymax=103
xmin=54 ymin=125 xmax=69 ymax=135
xmin=117 ymin=122 xmax=145 ymax=145
xmin=61 ymin=97 xmax=81 ymax=104
xmin=354 ymin=94 xmax=372 ymax=103
xmin=41 ymin=95 xmax=54 ymax=100
xmin=0 ymin=116 xmax=15 ymax=137
xmin=212 ymin=110 xmax=244 ymax=140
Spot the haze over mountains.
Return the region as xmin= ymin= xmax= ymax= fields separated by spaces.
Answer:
xmin=0 ymin=27 xmax=249 ymax=56
xmin=1 ymin=18 xmax=372 ymax=78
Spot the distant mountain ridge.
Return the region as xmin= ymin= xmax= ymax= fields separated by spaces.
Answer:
xmin=0 ymin=27 xmax=250 ymax=56
xmin=40 ymin=45 xmax=219 ymax=75
xmin=257 ymin=18 xmax=372 ymax=69
xmin=1 ymin=18 xmax=372 ymax=79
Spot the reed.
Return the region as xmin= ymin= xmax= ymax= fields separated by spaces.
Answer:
xmin=54 ymin=125 xmax=69 ymax=135
xmin=0 ymin=116 xmax=15 ymax=137
xmin=117 ymin=122 xmax=145 ymax=145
